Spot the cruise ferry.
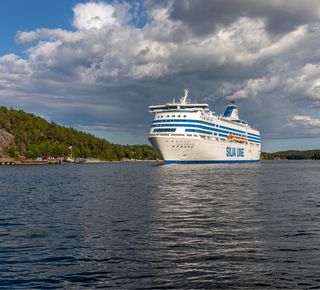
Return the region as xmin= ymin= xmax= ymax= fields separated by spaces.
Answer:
xmin=148 ymin=89 xmax=260 ymax=164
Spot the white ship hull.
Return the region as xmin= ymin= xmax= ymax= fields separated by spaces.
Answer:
xmin=148 ymin=135 xmax=260 ymax=164
xmin=148 ymin=90 xmax=261 ymax=164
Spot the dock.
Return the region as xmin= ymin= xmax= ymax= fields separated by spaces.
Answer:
xmin=0 ymin=158 xmax=15 ymax=165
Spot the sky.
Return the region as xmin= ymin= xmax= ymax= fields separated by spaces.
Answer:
xmin=1 ymin=0 xmax=320 ymax=153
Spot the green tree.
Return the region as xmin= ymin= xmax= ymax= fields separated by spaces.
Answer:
xmin=6 ymin=144 xmax=16 ymax=158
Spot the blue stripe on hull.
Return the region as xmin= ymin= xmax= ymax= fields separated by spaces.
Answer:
xmin=165 ymin=159 xmax=260 ymax=164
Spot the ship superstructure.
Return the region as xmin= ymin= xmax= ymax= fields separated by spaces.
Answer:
xmin=148 ymin=89 xmax=260 ymax=164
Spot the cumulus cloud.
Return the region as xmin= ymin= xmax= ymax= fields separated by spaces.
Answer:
xmin=73 ymin=2 xmax=119 ymax=29
xmin=226 ymin=76 xmax=281 ymax=100
xmin=0 ymin=54 xmax=31 ymax=75
xmin=292 ymin=115 xmax=320 ymax=135
xmin=294 ymin=115 xmax=320 ymax=126
xmin=2 ymin=0 xmax=320 ymax=144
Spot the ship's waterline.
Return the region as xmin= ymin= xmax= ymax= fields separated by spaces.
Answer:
xmin=148 ymin=89 xmax=260 ymax=164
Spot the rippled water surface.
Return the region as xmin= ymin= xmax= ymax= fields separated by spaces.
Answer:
xmin=1 ymin=160 xmax=320 ymax=288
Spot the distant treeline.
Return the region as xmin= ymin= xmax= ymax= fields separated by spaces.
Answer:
xmin=0 ymin=106 xmax=161 ymax=161
xmin=261 ymin=150 xmax=320 ymax=160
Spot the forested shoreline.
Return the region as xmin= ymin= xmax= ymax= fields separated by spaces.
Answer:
xmin=261 ymin=150 xmax=320 ymax=160
xmin=2 ymin=106 xmax=320 ymax=162
xmin=0 ymin=106 xmax=161 ymax=161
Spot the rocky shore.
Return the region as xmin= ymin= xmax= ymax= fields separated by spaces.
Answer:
xmin=0 ymin=129 xmax=14 ymax=159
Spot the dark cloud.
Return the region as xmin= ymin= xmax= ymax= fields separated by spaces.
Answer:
xmin=167 ymin=0 xmax=320 ymax=36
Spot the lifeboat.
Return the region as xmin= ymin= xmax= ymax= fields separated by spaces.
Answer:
xmin=227 ymin=134 xmax=248 ymax=142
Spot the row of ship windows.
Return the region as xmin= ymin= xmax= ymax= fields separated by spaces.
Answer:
xmin=166 ymin=106 xmax=207 ymax=110
xmin=172 ymin=145 xmax=194 ymax=149
xmin=157 ymin=115 xmax=187 ymax=119
xmin=153 ymin=128 xmax=219 ymax=135
xmin=157 ymin=115 xmax=215 ymax=122
xmin=155 ymin=119 xmax=220 ymax=127
xmin=153 ymin=127 xmax=238 ymax=137
xmin=153 ymin=128 xmax=176 ymax=132
xmin=153 ymin=124 xmax=247 ymax=138
xmin=154 ymin=120 xmax=255 ymax=136
xmin=151 ymin=106 xmax=208 ymax=111
xmin=153 ymin=128 xmax=223 ymax=138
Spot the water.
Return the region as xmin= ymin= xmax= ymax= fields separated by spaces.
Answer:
xmin=1 ymin=160 xmax=320 ymax=289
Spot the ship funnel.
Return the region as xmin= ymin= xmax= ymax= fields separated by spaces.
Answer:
xmin=222 ymin=101 xmax=239 ymax=119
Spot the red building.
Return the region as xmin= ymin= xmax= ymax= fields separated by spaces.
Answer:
xmin=39 ymin=155 xmax=65 ymax=162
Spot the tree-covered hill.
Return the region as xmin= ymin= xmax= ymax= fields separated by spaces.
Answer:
xmin=261 ymin=150 xmax=320 ymax=160
xmin=0 ymin=106 xmax=161 ymax=161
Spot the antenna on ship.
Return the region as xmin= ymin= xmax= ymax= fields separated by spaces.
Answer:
xmin=180 ymin=89 xmax=189 ymax=104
